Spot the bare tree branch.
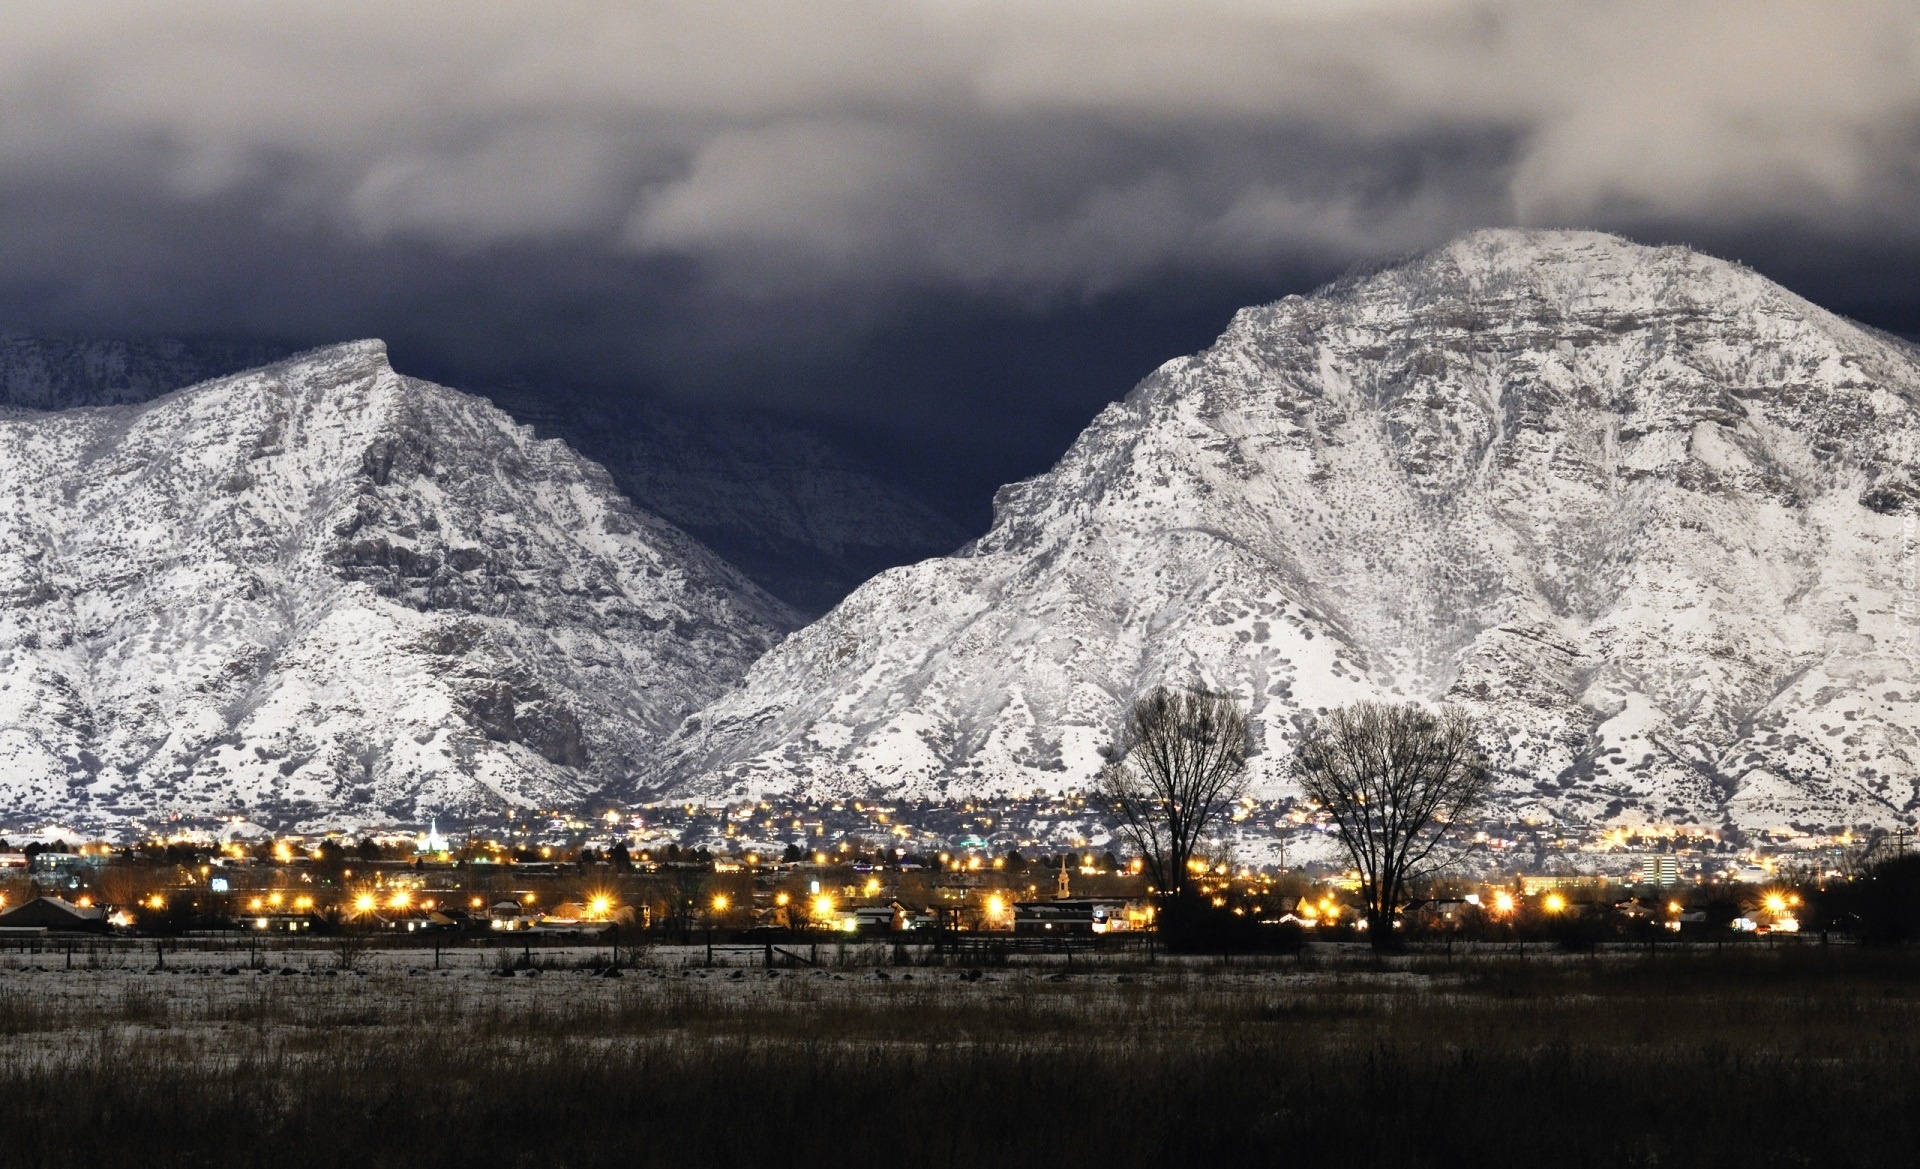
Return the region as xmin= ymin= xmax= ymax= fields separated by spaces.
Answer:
xmin=1100 ymin=687 xmax=1251 ymax=903
xmin=1293 ymin=701 xmax=1489 ymax=949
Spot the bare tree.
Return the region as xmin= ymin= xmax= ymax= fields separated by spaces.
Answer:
xmin=1294 ymin=701 xmax=1490 ymax=949
xmin=1100 ymin=687 xmax=1251 ymax=904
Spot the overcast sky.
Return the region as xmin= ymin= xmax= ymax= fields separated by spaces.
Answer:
xmin=5 ymin=1 xmax=1919 ymax=517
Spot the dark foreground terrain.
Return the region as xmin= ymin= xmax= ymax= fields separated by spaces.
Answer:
xmin=0 ymin=943 xmax=1913 ymax=1167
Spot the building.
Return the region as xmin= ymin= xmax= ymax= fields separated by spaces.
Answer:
xmin=1013 ymin=900 xmax=1094 ymax=935
xmin=1011 ymin=898 xmax=1142 ymax=935
xmin=851 ymin=904 xmax=900 ymax=933
xmin=1636 ymin=856 xmax=1680 ymax=886
xmin=27 ymin=852 xmax=106 ymax=882
xmin=240 ymin=912 xmax=320 ymax=933
xmin=416 ymin=818 xmax=450 ymax=855
xmin=0 ymin=896 xmax=107 ymax=933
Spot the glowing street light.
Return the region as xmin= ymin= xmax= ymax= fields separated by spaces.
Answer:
xmin=1493 ymin=891 xmax=1516 ymax=914
xmin=711 ymin=894 xmax=730 ymax=913
xmin=589 ymin=894 xmax=613 ymax=919
xmin=354 ymin=893 xmax=377 ymax=914
xmin=1544 ymin=893 xmax=1566 ymax=914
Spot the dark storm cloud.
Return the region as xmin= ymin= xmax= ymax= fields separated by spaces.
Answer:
xmin=3 ymin=2 xmax=1920 ymax=517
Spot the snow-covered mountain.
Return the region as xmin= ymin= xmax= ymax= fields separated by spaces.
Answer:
xmin=0 ymin=335 xmax=968 ymax=614
xmin=0 ymin=342 xmax=795 ymax=827
xmin=661 ymin=230 xmax=1920 ymax=832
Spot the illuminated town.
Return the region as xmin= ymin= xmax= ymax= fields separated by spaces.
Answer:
xmin=0 ymin=797 xmax=1871 ymax=946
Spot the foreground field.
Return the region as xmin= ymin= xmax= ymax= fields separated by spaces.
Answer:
xmin=0 ymin=943 xmax=1914 ymax=1167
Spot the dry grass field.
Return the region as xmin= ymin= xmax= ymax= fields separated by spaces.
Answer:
xmin=0 ymin=942 xmax=1913 ymax=1168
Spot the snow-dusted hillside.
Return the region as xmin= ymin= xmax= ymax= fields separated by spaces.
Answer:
xmin=0 ymin=342 xmax=795 ymax=826
xmin=662 ymin=230 xmax=1920 ymax=832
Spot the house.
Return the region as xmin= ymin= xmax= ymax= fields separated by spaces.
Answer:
xmin=380 ymin=913 xmax=452 ymax=935
xmin=851 ymin=904 xmax=900 ymax=933
xmin=1091 ymin=900 xmax=1151 ymax=933
xmin=1013 ymin=899 xmax=1100 ymax=936
xmin=1403 ymin=898 xmax=1474 ymax=929
xmin=240 ymin=912 xmax=320 ymax=933
xmin=0 ymin=896 xmax=107 ymax=933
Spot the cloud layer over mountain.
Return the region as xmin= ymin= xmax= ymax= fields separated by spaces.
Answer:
xmin=5 ymin=3 xmax=1919 ymax=516
xmin=9 ymin=3 xmax=1918 ymax=287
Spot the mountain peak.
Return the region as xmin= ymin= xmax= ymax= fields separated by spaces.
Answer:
xmin=1324 ymin=228 xmax=1767 ymax=312
xmin=664 ymin=238 xmax=1920 ymax=833
xmin=0 ymin=351 xmax=795 ymax=828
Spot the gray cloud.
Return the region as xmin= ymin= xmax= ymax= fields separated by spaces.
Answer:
xmin=2 ymin=1 xmax=1919 ymax=526
xmin=4 ymin=2 xmax=1915 ymax=300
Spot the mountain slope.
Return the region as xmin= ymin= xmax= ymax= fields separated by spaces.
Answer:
xmin=661 ymin=230 xmax=1920 ymax=831
xmin=0 ymin=342 xmax=795 ymax=826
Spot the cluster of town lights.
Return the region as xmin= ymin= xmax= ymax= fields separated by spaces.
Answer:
xmin=12 ymin=817 xmax=1857 ymax=944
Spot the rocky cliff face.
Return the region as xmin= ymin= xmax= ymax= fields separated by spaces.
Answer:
xmin=0 ymin=342 xmax=795 ymax=827
xmin=662 ymin=230 xmax=1920 ymax=832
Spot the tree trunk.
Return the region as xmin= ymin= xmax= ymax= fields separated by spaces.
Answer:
xmin=1367 ymin=909 xmax=1397 ymax=951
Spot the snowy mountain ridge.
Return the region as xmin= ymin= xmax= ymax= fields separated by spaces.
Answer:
xmin=0 ymin=334 xmax=968 ymax=615
xmin=661 ymin=229 xmax=1920 ymax=832
xmin=0 ymin=342 xmax=795 ymax=827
